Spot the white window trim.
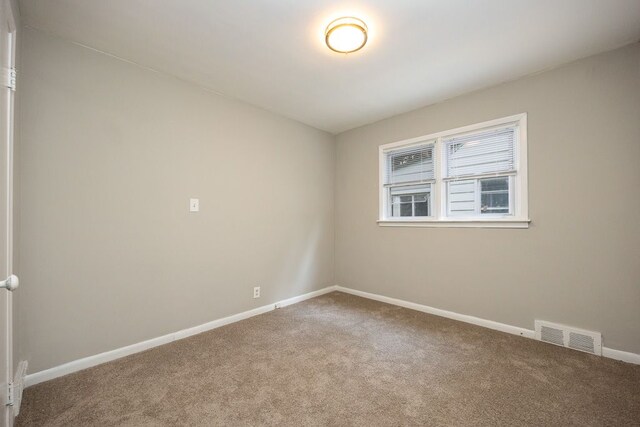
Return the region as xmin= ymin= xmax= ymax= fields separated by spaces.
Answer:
xmin=378 ymin=113 xmax=530 ymax=228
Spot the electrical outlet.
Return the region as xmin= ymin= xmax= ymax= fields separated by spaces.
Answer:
xmin=253 ymin=286 xmax=260 ymax=299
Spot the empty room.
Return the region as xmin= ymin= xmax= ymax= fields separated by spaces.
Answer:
xmin=0 ymin=0 xmax=638 ymax=425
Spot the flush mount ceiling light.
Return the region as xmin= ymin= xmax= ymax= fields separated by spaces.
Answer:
xmin=325 ymin=17 xmax=368 ymax=53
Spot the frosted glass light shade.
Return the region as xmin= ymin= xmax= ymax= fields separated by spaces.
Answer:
xmin=325 ymin=17 xmax=368 ymax=53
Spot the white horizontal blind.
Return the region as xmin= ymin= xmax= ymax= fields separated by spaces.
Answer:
xmin=390 ymin=184 xmax=430 ymax=196
xmin=444 ymin=126 xmax=516 ymax=178
xmin=385 ymin=143 xmax=434 ymax=185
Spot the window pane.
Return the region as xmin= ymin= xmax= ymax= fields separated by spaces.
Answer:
xmin=391 ymin=196 xmax=398 ymax=216
xmin=414 ymin=198 xmax=429 ymax=216
xmin=445 ymin=127 xmax=516 ymax=178
xmin=389 ymin=185 xmax=430 ymax=217
xmin=480 ymin=177 xmax=509 ymax=214
xmin=481 ymin=177 xmax=508 ymax=192
xmin=386 ymin=144 xmax=435 ymax=184
xmin=481 ymin=194 xmax=509 ymax=213
xmin=399 ymin=202 xmax=413 ymax=216
xmin=414 ymin=194 xmax=428 ymax=203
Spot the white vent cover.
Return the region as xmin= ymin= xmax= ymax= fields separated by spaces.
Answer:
xmin=534 ymin=320 xmax=602 ymax=356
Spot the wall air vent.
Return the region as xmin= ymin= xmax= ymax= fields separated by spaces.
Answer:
xmin=534 ymin=320 xmax=602 ymax=356
xmin=540 ymin=324 xmax=564 ymax=346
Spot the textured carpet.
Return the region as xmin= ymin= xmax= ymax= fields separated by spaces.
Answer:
xmin=17 ymin=292 xmax=640 ymax=426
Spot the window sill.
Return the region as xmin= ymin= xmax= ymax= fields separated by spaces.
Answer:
xmin=377 ymin=218 xmax=531 ymax=229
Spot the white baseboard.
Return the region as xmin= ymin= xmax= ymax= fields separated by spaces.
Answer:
xmin=25 ymin=286 xmax=337 ymax=388
xmin=602 ymin=347 xmax=640 ymax=365
xmin=335 ymin=286 xmax=640 ymax=365
xmin=335 ymin=286 xmax=535 ymax=339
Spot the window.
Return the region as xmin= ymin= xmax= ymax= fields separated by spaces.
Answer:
xmin=379 ymin=114 xmax=529 ymax=228
xmin=391 ymin=186 xmax=430 ymax=217
xmin=384 ymin=144 xmax=434 ymax=218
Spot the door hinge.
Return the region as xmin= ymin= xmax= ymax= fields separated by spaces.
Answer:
xmin=6 ymin=382 xmax=14 ymax=406
xmin=3 ymin=67 xmax=16 ymax=91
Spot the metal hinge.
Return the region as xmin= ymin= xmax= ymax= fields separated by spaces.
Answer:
xmin=6 ymin=382 xmax=14 ymax=406
xmin=3 ymin=67 xmax=16 ymax=91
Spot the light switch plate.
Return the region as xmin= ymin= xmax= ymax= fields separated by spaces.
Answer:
xmin=189 ymin=198 xmax=199 ymax=212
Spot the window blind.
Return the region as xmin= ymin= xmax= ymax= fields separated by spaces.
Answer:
xmin=389 ymin=184 xmax=431 ymax=196
xmin=385 ymin=143 xmax=434 ymax=185
xmin=444 ymin=126 xmax=516 ymax=178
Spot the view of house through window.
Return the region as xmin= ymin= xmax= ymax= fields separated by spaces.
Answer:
xmin=391 ymin=187 xmax=430 ymax=217
xmin=379 ymin=114 xmax=528 ymax=227
xmin=383 ymin=144 xmax=434 ymax=218
xmin=480 ymin=177 xmax=509 ymax=214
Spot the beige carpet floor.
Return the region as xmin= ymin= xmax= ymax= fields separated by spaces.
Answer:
xmin=17 ymin=292 xmax=640 ymax=426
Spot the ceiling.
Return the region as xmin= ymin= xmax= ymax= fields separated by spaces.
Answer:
xmin=18 ymin=0 xmax=640 ymax=134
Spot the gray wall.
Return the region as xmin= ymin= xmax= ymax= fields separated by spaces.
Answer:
xmin=18 ymin=28 xmax=335 ymax=373
xmin=335 ymin=43 xmax=640 ymax=354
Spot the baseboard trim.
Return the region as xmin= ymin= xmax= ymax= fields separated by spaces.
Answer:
xmin=602 ymin=347 xmax=640 ymax=365
xmin=335 ymin=286 xmax=535 ymax=338
xmin=25 ymin=286 xmax=337 ymax=388
xmin=335 ymin=286 xmax=640 ymax=365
